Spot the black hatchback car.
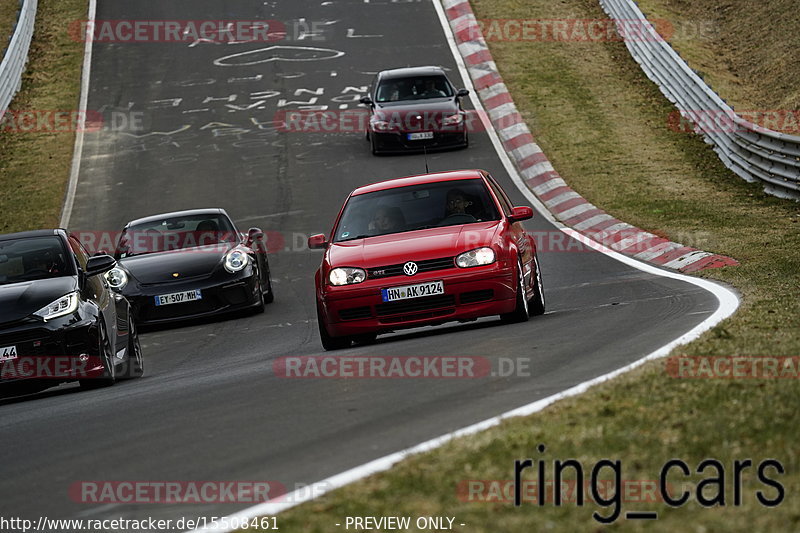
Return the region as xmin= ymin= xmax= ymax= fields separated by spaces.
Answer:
xmin=360 ymin=66 xmax=470 ymax=154
xmin=105 ymin=208 xmax=273 ymax=325
xmin=0 ymin=230 xmax=143 ymax=395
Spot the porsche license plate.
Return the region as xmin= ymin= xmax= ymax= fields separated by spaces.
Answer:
xmin=381 ymin=281 xmax=444 ymax=302
xmin=154 ymin=290 xmax=202 ymax=306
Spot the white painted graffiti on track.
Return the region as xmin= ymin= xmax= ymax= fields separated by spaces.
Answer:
xmin=213 ymin=45 xmax=345 ymax=67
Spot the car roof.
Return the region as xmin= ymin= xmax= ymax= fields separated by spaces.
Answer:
xmin=0 ymin=229 xmax=63 ymax=242
xmin=125 ymin=208 xmax=228 ymax=228
xmin=378 ymin=66 xmax=447 ymax=80
xmin=352 ymin=170 xmax=487 ymax=196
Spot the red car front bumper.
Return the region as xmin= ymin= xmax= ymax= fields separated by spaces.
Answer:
xmin=318 ymin=264 xmax=517 ymax=337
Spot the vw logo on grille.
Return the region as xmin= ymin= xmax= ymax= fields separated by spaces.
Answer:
xmin=403 ymin=261 xmax=418 ymax=276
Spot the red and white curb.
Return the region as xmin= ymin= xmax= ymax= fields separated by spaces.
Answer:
xmin=443 ymin=0 xmax=737 ymax=273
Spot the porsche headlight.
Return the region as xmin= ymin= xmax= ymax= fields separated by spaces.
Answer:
xmin=456 ymin=247 xmax=496 ymax=268
xmin=329 ymin=267 xmax=366 ymax=286
xmin=105 ymin=267 xmax=128 ymax=290
xmin=33 ymin=292 xmax=79 ymax=321
xmin=224 ymin=249 xmax=249 ymax=273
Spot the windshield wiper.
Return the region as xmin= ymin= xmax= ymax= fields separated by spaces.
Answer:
xmin=337 ymin=234 xmax=372 ymax=242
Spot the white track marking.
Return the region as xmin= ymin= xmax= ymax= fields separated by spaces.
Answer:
xmin=60 ymin=0 xmax=96 ymax=228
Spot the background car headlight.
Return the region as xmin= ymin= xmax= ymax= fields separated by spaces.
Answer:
xmin=456 ymin=247 xmax=496 ymax=268
xmin=224 ymin=249 xmax=249 ymax=273
xmin=104 ymin=267 xmax=128 ymax=290
xmin=371 ymin=120 xmax=396 ymax=132
xmin=329 ymin=267 xmax=366 ymax=286
xmin=33 ymin=292 xmax=79 ymax=321
xmin=443 ymin=113 xmax=464 ymax=126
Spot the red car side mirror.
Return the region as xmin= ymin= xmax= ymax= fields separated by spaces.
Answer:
xmin=308 ymin=234 xmax=329 ymax=250
xmin=509 ymin=206 xmax=534 ymax=222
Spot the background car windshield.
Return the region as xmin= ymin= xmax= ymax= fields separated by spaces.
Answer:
xmin=334 ymin=179 xmax=500 ymax=242
xmin=117 ymin=214 xmax=237 ymax=258
xmin=375 ymin=75 xmax=454 ymax=103
xmin=0 ymin=236 xmax=74 ymax=285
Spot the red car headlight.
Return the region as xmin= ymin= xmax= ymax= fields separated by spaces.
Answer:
xmin=455 ymin=247 xmax=496 ymax=268
xmin=329 ymin=267 xmax=366 ymax=286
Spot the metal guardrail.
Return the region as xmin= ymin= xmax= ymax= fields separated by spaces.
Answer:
xmin=0 ymin=0 xmax=37 ymax=120
xmin=599 ymin=0 xmax=800 ymax=200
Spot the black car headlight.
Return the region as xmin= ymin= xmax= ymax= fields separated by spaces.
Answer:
xmin=371 ymin=120 xmax=397 ymax=132
xmin=329 ymin=267 xmax=366 ymax=286
xmin=33 ymin=292 xmax=79 ymax=321
xmin=456 ymin=247 xmax=496 ymax=268
xmin=224 ymin=249 xmax=249 ymax=273
xmin=105 ymin=267 xmax=128 ymax=290
xmin=443 ymin=113 xmax=464 ymax=126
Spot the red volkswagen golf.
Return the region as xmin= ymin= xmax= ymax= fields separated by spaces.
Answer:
xmin=308 ymin=170 xmax=545 ymax=350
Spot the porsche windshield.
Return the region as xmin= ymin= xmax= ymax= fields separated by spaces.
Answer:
xmin=375 ymin=75 xmax=455 ymax=103
xmin=0 ymin=236 xmax=74 ymax=285
xmin=117 ymin=214 xmax=237 ymax=258
xmin=334 ymin=179 xmax=500 ymax=242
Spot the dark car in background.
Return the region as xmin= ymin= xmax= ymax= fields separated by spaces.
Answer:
xmin=105 ymin=208 xmax=273 ymax=325
xmin=360 ymin=66 xmax=470 ymax=154
xmin=0 ymin=229 xmax=143 ymax=394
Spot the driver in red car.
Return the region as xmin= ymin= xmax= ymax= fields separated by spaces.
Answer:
xmin=445 ymin=188 xmax=473 ymax=217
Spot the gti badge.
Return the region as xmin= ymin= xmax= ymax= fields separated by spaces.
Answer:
xmin=403 ymin=262 xmax=418 ymax=276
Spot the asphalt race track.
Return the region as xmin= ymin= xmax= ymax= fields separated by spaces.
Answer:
xmin=1 ymin=0 xmax=720 ymax=524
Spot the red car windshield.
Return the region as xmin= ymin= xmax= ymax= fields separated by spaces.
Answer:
xmin=334 ymin=179 xmax=500 ymax=242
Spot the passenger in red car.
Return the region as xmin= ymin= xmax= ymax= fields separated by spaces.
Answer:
xmin=368 ymin=206 xmax=405 ymax=234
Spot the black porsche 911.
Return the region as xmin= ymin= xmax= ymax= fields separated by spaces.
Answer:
xmin=105 ymin=208 xmax=273 ymax=325
xmin=0 ymin=229 xmax=143 ymax=395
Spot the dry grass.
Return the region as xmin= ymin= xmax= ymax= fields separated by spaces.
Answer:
xmin=637 ymin=0 xmax=800 ymax=116
xmin=0 ymin=0 xmax=19 ymax=47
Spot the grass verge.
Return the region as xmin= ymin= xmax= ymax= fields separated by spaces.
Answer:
xmin=0 ymin=0 xmax=87 ymax=233
xmin=0 ymin=0 xmax=19 ymax=46
xmin=636 ymin=0 xmax=800 ymax=113
xmin=269 ymin=0 xmax=800 ymax=530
